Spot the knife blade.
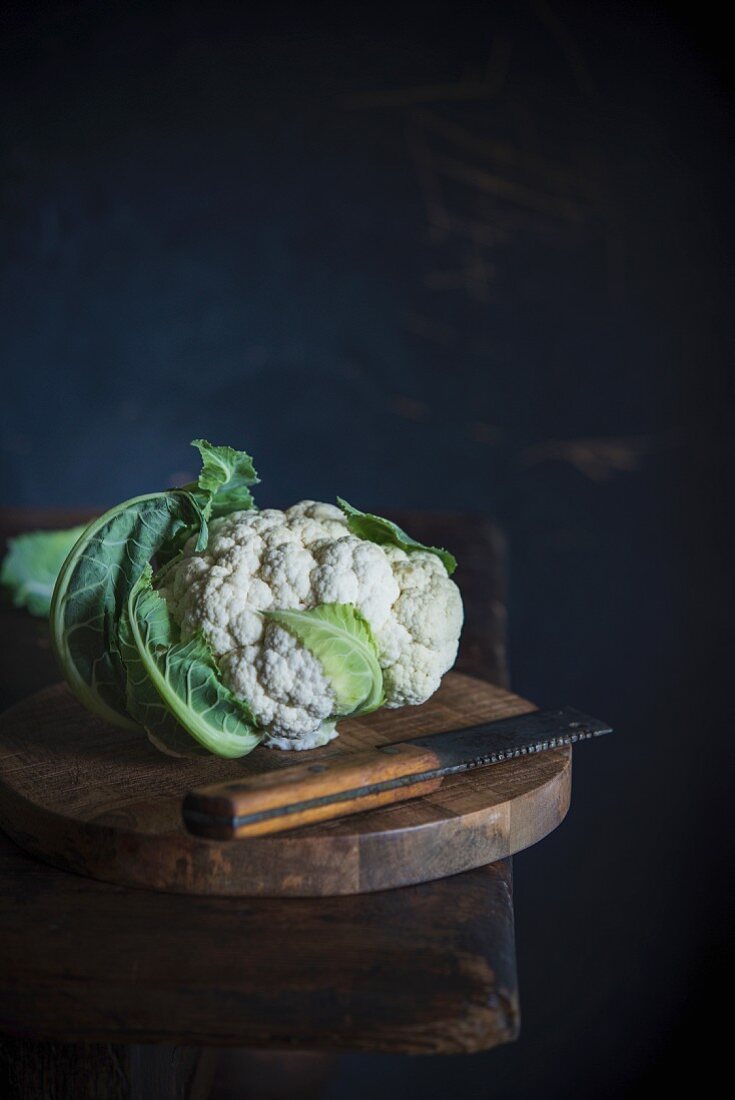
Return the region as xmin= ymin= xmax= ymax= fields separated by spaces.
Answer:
xmin=182 ymin=706 xmax=612 ymax=840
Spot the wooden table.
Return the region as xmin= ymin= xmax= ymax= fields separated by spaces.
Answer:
xmin=0 ymin=510 xmax=515 ymax=1099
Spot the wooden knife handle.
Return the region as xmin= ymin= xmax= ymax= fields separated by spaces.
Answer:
xmin=183 ymin=742 xmax=443 ymax=839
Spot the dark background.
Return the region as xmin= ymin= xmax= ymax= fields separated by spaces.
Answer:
xmin=1 ymin=2 xmax=730 ymax=1096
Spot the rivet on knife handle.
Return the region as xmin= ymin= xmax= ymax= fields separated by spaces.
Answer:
xmin=182 ymin=707 xmax=611 ymax=840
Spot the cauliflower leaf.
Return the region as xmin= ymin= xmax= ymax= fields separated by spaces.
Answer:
xmin=48 ymin=440 xmax=257 ymax=737
xmin=265 ymin=603 xmax=385 ymax=718
xmin=1 ymin=525 xmax=86 ymax=617
xmin=337 ymin=499 xmax=457 ymax=575
xmin=192 ymin=438 xmax=259 ymax=517
xmin=120 ymin=569 xmax=261 ymax=758
xmin=50 ymin=492 xmax=204 ymax=732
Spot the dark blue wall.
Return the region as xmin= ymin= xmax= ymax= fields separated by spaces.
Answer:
xmin=2 ymin=3 xmax=729 ymax=1096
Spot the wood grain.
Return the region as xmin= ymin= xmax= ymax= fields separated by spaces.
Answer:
xmin=0 ymin=673 xmax=570 ymax=896
xmin=0 ymin=508 xmax=521 ymax=1057
xmin=0 ymin=831 xmax=518 ymax=1051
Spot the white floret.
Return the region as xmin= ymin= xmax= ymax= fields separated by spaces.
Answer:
xmin=159 ymin=502 xmax=463 ymax=749
xmin=219 ymin=624 xmax=337 ymax=749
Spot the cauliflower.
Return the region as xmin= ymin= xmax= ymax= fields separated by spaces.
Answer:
xmin=159 ymin=501 xmax=463 ymax=749
xmin=43 ymin=438 xmax=463 ymax=760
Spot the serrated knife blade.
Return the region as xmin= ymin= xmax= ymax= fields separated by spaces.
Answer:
xmin=183 ymin=706 xmax=612 ymax=840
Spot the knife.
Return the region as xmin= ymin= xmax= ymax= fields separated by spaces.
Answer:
xmin=182 ymin=706 xmax=612 ymax=840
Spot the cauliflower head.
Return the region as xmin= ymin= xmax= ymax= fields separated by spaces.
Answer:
xmin=159 ymin=501 xmax=463 ymax=749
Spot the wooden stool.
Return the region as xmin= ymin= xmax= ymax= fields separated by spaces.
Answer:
xmin=0 ymin=511 xmax=517 ymax=1098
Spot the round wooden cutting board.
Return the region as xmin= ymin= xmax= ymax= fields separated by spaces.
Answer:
xmin=0 ymin=673 xmax=571 ymax=897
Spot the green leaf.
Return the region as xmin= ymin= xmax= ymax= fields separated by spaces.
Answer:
xmin=117 ymin=569 xmax=204 ymax=756
xmin=49 ymin=492 xmax=203 ymax=732
xmin=47 ymin=440 xmax=257 ymax=740
xmin=265 ymin=603 xmax=385 ymax=717
xmin=1 ymin=526 xmax=86 ymax=617
xmin=336 ymin=499 xmax=457 ymax=575
xmin=191 ymin=439 xmax=259 ymax=518
xmin=47 ymin=439 xmax=262 ymax=748
xmin=121 ymin=569 xmax=261 ymax=758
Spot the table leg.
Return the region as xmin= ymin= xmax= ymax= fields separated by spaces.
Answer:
xmin=0 ymin=1038 xmax=217 ymax=1099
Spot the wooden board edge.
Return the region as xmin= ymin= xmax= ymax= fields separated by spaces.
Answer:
xmin=0 ymin=750 xmax=571 ymax=898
